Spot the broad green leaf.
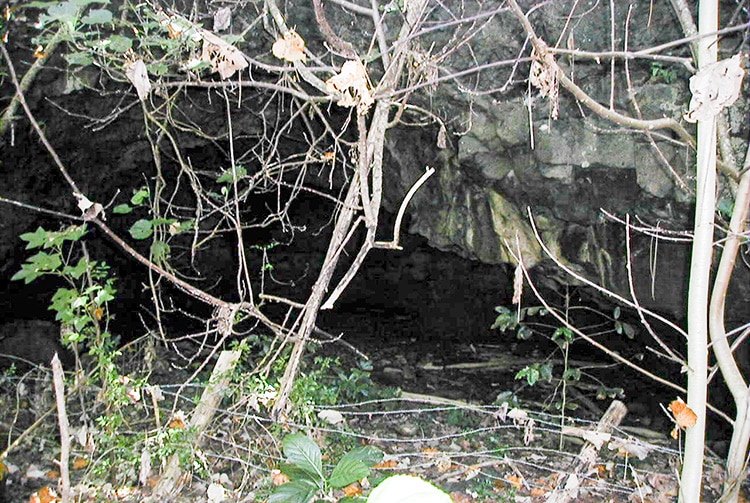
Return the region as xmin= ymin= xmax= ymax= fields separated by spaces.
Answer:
xmin=128 ymin=219 xmax=153 ymax=240
xmin=93 ymin=286 xmax=115 ymax=304
xmin=329 ymin=457 xmax=369 ymax=489
xmin=62 ymin=225 xmax=87 ymax=242
xmin=10 ymin=268 xmax=37 ymax=284
xmin=64 ymin=51 xmax=94 ymax=66
xmin=70 ymin=0 xmax=110 ymax=6
xmin=112 ymin=204 xmax=133 ymax=214
xmin=268 ymin=479 xmax=319 ymax=503
xmin=367 ymin=475 xmax=452 ymax=503
xmin=27 ymin=251 xmax=62 ymax=272
xmin=339 ymin=446 xmax=383 ymax=467
xmin=282 ymin=434 xmax=324 ymax=481
xmin=107 ymin=35 xmax=133 ymax=53
xmin=72 ymin=315 xmax=90 ymax=332
xmin=19 ymin=227 xmax=51 ymax=249
xmin=63 ymin=257 xmax=89 ymax=279
xmin=278 ymin=463 xmax=317 ymax=482
xmin=80 ymin=8 xmax=112 ymax=24
xmin=150 ymin=217 xmax=177 ymax=226
xmin=46 ymin=1 xmax=80 ymax=24
xmin=23 ymin=1 xmax=59 ymax=7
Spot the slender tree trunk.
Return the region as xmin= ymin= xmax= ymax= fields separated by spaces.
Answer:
xmin=679 ymin=1 xmax=717 ymax=501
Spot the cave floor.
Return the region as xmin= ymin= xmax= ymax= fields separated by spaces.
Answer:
xmin=0 ymin=334 xmax=736 ymax=503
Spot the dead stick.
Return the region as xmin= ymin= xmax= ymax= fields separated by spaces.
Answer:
xmin=547 ymin=400 xmax=628 ymax=503
xmin=51 ymin=354 xmax=71 ymax=503
xmin=153 ymin=350 xmax=241 ymax=498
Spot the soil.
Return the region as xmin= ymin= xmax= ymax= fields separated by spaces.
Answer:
xmin=0 ymin=328 xmax=741 ymax=503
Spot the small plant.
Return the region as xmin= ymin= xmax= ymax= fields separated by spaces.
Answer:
xmin=288 ymin=356 xmax=396 ymax=423
xmin=649 ymin=62 xmax=677 ymax=83
xmin=270 ymin=433 xmax=383 ymax=503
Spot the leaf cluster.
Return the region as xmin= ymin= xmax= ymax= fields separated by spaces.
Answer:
xmin=270 ymin=433 xmax=383 ymax=503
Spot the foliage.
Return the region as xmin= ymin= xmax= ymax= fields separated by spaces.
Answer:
xmin=270 ymin=433 xmax=383 ymax=503
xmin=491 ymin=301 xmax=632 ymax=411
xmin=289 ymin=356 xmax=397 ymax=423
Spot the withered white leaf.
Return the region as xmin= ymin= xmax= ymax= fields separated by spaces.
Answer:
xmin=437 ymin=124 xmax=447 ymax=149
xmin=200 ymin=31 xmax=249 ymax=79
xmin=272 ymin=30 xmax=306 ymax=63
xmin=317 ymin=409 xmax=345 ymax=425
xmin=213 ymin=7 xmax=231 ymax=32
xmin=608 ymin=437 xmax=654 ymax=460
xmin=684 ymin=54 xmax=745 ymax=123
xmin=124 ymin=58 xmax=151 ymax=101
xmin=207 ymin=483 xmax=227 ymax=503
xmin=561 ymin=425 xmax=610 ymax=448
xmin=325 ymin=60 xmax=374 ymax=112
xmin=139 ymin=449 xmax=151 ymax=486
xmin=512 ymin=263 xmax=523 ymax=304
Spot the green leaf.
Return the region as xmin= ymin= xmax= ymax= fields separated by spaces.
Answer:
xmin=340 ymin=446 xmax=383 ymax=467
xmin=128 ymin=219 xmax=153 ymax=240
xmin=27 ymin=251 xmax=62 ymax=272
xmin=147 ymin=62 xmax=170 ymax=76
xmin=45 ymin=1 xmax=80 ymax=24
xmin=63 ymin=257 xmax=89 ymax=279
xmin=64 ymin=51 xmax=94 ymax=66
xmin=80 ymin=8 xmax=112 ymax=24
xmin=278 ymin=463 xmax=317 ymax=482
xmin=107 ymin=35 xmax=132 ymax=53
xmin=70 ymin=0 xmax=110 ymax=6
xmin=62 ymin=330 xmax=84 ymax=345
xmin=10 ymin=268 xmax=37 ymax=284
xmin=216 ymin=165 xmax=248 ymax=184
xmin=150 ymin=217 xmax=177 ymax=226
xmin=150 ymin=240 xmax=170 ymax=262
xmin=539 ymin=362 xmax=554 ymax=382
xmin=367 ymin=475 xmax=452 ymax=503
xmin=552 ymin=326 xmax=573 ymax=347
xmin=72 ymin=315 xmax=90 ymax=332
xmin=113 ymin=204 xmax=133 ymax=214
xmin=268 ymin=479 xmax=319 ymax=503
xmin=490 ymin=306 xmax=518 ymax=332
xmin=23 ymin=1 xmax=59 ymax=7
xmin=19 ymin=227 xmax=52 ymax=249
xmin=329 ymin=457 xmax=369 ymax=489
xmin=130 ymin=188 xmax=150 ymax=205
xmin=516 ymin=325 xmax=533 ymax=340
xmin=562 ymin=368 xmax=581 ymax=381
xmin=282 ymin=434 xmax=324 ymax=482
xmin=516 ymin=366 xmax=538 ymax=386
xmin=717 ymin=198 xmax=734 ymax=218
xmin=93 ymin=286 xmax=115 ymax=305
xmin=62 ymin=225 xmax=87 ymax=242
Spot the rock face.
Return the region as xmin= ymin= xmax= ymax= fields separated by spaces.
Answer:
xmin=372 ymin=0 xmax=750 ymax=320
xmin=0 ymin=0 xmax=748 ymax=332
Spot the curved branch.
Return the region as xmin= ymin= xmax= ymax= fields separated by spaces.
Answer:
xmin=506 ymin=0 xmax=695 ymax=149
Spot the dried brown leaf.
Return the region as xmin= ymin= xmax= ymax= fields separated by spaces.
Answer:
xmin=272 ymin=30 xmax=306 ymax=63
